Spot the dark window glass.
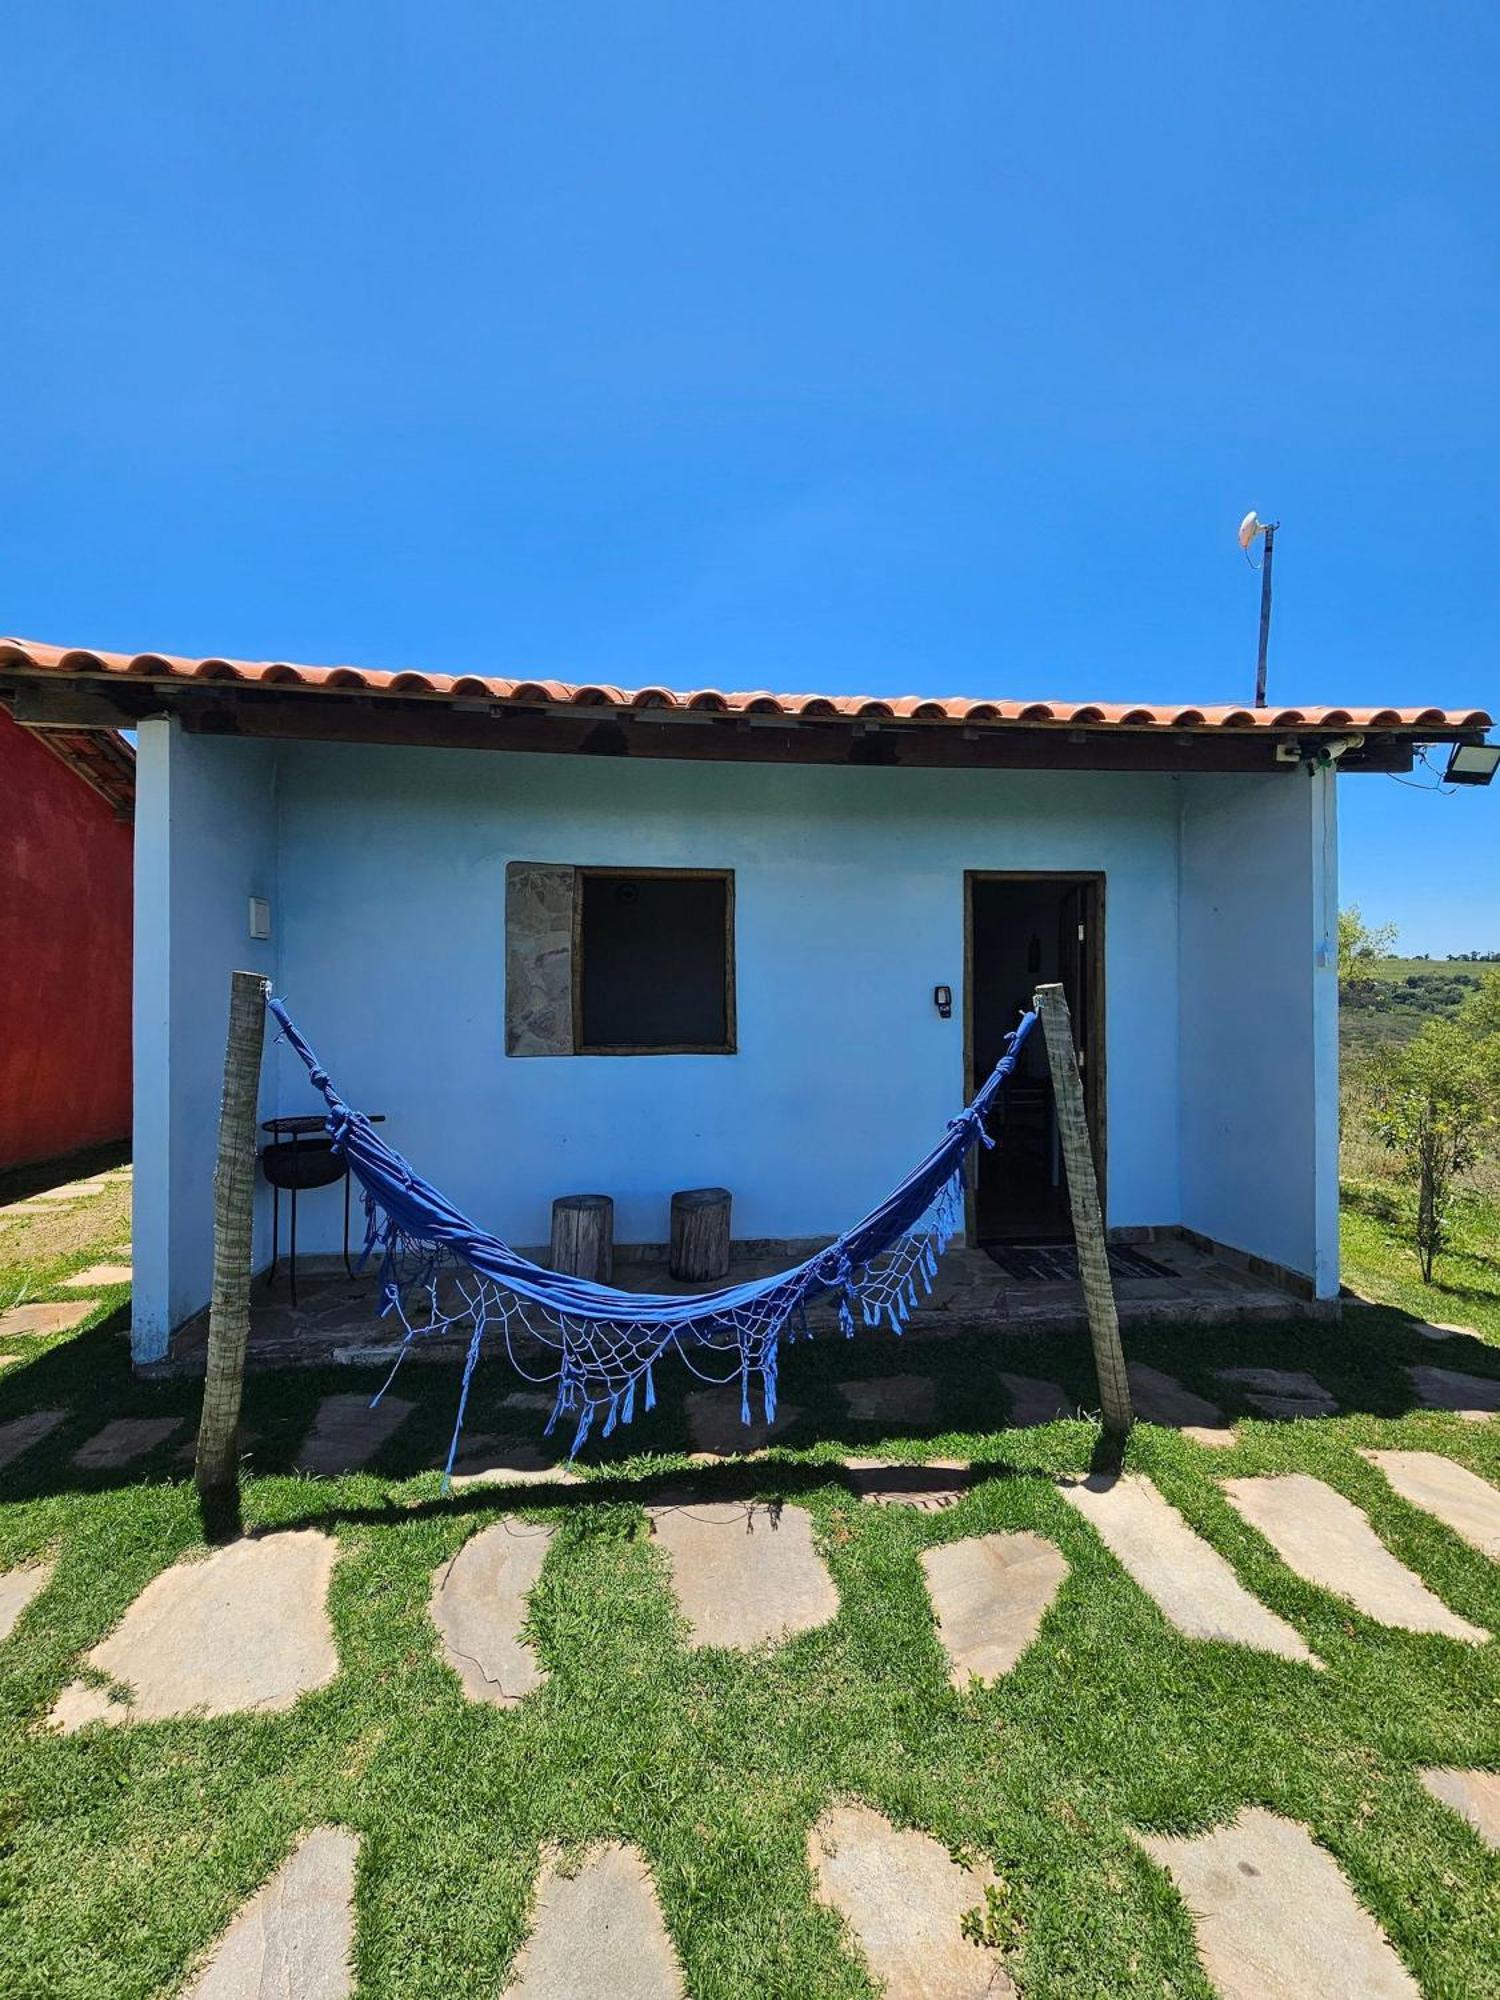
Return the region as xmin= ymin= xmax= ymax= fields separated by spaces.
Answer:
xmin=578 ymin=873 xmax=732 ymax=1052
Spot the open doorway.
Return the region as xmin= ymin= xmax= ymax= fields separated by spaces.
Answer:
xmin=966 ymin=872 xmax=1104 ymax=1242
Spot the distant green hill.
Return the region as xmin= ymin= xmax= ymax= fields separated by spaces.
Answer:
xmin=1341 ymin=956 xmax=1488 ymax=1055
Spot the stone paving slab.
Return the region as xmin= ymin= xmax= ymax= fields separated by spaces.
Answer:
xmin=48 ymin=1529 xmax=339 ymax=1731
xmin=1420 ymin=1767 xmax=1500 ymax=1851
xmin=183 ymin=1825 xmax=358 ymax=2000
xmin=1135 ymin=1808 xmax=1419 ymax=1998
xmin=684 ymin=1390 xmax=803 ymax=1455
xmin=649 ymin=1500 xmax=838 ymax=1650
xmin=0 ymin=1560 xmax=54 ymax=1643
xmin=808 ymin=1801 xmax=1013 ymax=1998
xmin=174 ymin=1426 xmax=257 ymax=1468
xmin=0 ymin=1408 xmax=68 ymax=1471
xmin=921 ymin=1531 xmax=1068 ymax=1687
xmin=500 ymin=1842 xmax=685 ymax=1999
xmin=71 ymin=1417 xmax=181 ymax=1470
xmin=1221 ymin=1474 xmax=1487 ymax=1642
xmin=837 ymin=1374 xmax=938 ymax=1425
xmin=1126 ymin=1363 xmax=1235 ymax=1447
xmin=843 ymin=1458 xmax=973 ymax=1509
xmin=60 ymin=1263 xmax=132 ymax=1289
xmin=0 ymin=1300 xmax=99 ymax=1340
xmin=1406 ymin=1365 xmax=1500 ymax=1421
xmin=998 ymin=1372 xmax=1072 ymax=1427
xmin=1059 ymin=1475 xmax=1317 ymax=1664
xmin=447 ymin=1436 xmax=581 ymax=1490
xmin=1359 ymin=1450 xmax=1500 ymax=1560
xmin=294 ymin=1393 xmax=414 ymax=1475
xmin=1213 ymin=1367 xmax=1337 ymax=1419
xmin=429 ymin=1521 xmax=553 ymax=1704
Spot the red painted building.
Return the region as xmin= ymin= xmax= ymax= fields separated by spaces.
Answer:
xmin=0 ymin=707 xmax=134 ymax=1170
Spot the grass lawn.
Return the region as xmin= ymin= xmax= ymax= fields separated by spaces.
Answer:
xmin=2 ymin=1181 xmax=1499 ymax=1997
xmin=1343 ymin=1182 xmax=1500 ymax=1348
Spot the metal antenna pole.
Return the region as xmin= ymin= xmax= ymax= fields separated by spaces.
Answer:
xmin=1254 ymin=522 xmax=1277 ymax=708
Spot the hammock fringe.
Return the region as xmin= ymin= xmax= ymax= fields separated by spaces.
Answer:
xmin=267 ymin=999 xmax=1036 ymax=1465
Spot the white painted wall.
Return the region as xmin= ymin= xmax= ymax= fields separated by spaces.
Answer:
xmin=133 ymin=735 xmax=1342 ymax=1353
xmin=269 ymin=745 xmax=1182 ymax=1249
xmin=132 ymin=722 xmax=278 ymax=1359
xmin=1177 ymin=766 xmax=1340 ymax=1295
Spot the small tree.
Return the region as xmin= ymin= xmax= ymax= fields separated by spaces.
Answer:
xmin=1368 ymin=1020 xmax=1498 ymax=1281
xmin=1458 ymin=965 xmax=1500 ymax=1043
xmin=1338 ymin=905 xmax=1398 ymax=984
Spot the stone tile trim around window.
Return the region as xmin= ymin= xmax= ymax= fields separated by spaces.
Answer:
xmin=505 ymin=861 xmax=575 ymax=1056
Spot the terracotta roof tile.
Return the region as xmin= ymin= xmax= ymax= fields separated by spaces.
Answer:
xmin=0 ymin=636 xmax=1489 ymax=736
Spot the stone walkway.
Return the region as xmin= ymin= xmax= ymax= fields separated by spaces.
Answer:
xmin=294 ymin=1393 xmax=414 ymax=1475
xmin=1059 ymin=1475 xmax=1318 ymax=1664
xmin=1135 ymin=1808 xmax=1420 ymax=1998
xmin=997 ymin=1372 xmax=1072 ymax=1426
xmin=49 ymin=1529 xmax=339 ymax=1731
xmin=1406 ymin=1364 xmax=1500 ymax=1420
xmin=430 ymin=1521 xmax=553 ymax=1704
xmin=500 ymin=1844 xmax=685 ymax=2000
xmin=844 ymin=1457 xmax=973 ymax=1509
xmin=183 ymin=1826 xmax=357 ymax=2000
xmin=921 ymin=1532 xmax=1068 ymax=1686
xmin=838 ymin=1374 xmax=938 ymax=1425
xmin=0 ymin=1559 xmax=54 ymax=1643
xmin=61 ymin=1261 xmax=133 ymax=1289
xmin=1221 ymin=1475 xmax=1488 ymax=1642
xmin=1126 ymin=1363 xmax=1235 ymax=1447
xmin=1213 ymin=1367 xmax=1337 ymax=1420
xmin=447 ymin=1436 xmax=581 ymax=1491
xmin=683 ymin=1389 xmax=802 ymax=1456
xmin=1420 ymin=1767 xmax=1500 ymax=1850
xmin=0 ymin=1300 xmax=98 ymax=1341
xmin=71 ymin=1417 xmax=181 ymax=1470
xmin=649 ymin=1500 xmax=837 ymax=1649
xmin=1360 ymin=1450 xmax=1500 ymax=1559
xmin=0 ymin=1408 xmax=68 ymax=1472
xmin=809 ymin=1801 xmax=1013 ymax=1997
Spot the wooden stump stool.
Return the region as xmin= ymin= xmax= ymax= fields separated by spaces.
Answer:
xmin=670 ymin=1187 xmax=732 ymax=1282
xmin=550 ymin=1194 xmax=614 ymax=1281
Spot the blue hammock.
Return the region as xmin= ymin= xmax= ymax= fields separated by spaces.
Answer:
xmin=269 ymin=999 xmax=1037 ymax=1474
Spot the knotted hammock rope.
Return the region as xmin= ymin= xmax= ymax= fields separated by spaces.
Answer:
xmin=269 ymin=999 xmax=1036 ymax=1476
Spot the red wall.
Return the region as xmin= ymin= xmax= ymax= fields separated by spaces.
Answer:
xmin=0 ymin=709 xmax=132 ymax=1168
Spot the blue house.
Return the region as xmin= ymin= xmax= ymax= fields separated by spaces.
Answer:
xmin=2 ymin=636 xmax=1489 ymax=1366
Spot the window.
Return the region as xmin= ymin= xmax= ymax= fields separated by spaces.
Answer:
xmin=575 ymin=869 xmax=735 ymax=1054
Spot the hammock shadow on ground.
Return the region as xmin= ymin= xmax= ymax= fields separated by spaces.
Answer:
xmin=0 ymin=1301 xmax=1497 ymax=1510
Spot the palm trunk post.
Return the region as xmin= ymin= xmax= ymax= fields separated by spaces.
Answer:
xmin=195 ymin=970 xmax=271 ymax=1518
xmin=1033 ymin=981 xmax=1133 ymax=1440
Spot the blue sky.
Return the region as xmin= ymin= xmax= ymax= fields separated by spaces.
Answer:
xmin=5 ymin=4 xmax=1496 ymax=951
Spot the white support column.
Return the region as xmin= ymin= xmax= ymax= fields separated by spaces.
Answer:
xmin=131 ymin=718 xmax=176 ymax=1362
xmin=129 ymin=724 xmax=280 ymax=1365
xmin=1309 ymin=764 xmax=1341 ymax=1299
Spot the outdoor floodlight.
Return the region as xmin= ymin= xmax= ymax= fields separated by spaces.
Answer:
xmin=1443 ymin=742 xmax=1500 ymax=787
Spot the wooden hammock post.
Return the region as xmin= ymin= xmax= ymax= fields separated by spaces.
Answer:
xmin=195 ymin=970 xmax=271 ymax=1517
xmin=1033 ymin=982 xmax=1133 ymax=1439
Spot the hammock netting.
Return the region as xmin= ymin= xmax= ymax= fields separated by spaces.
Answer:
xmin=268 ymin=999 xmax=1037 ymax=1477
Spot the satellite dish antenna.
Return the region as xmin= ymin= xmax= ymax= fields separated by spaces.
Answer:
xmin=1237 ymin=509 xmax=1279 ymax=706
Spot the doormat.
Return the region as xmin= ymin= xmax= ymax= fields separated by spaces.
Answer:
xmin=983 ymin=1243 xmax=1174 ymax=1283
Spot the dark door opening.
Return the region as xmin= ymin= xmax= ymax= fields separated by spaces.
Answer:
xmin=967 ymin=873 xmax=1104 ymax=1243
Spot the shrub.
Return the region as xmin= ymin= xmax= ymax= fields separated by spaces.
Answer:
xmin=1368 ymin=1020 xmax=1500 ymax=1281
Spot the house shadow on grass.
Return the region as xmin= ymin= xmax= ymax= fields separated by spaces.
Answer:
xmin=1 ymin=1300 xmax=1497 ymax=1512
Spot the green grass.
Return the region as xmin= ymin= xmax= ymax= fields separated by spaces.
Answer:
xmin=2 ymin=1196 xmax=1499 ymax=1996
xmin=1343 ymin=1183 xmax=1500 ymax=1347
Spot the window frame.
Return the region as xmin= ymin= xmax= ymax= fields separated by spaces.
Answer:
xmin=571 ymin=865 xmax=738 ymax=1056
